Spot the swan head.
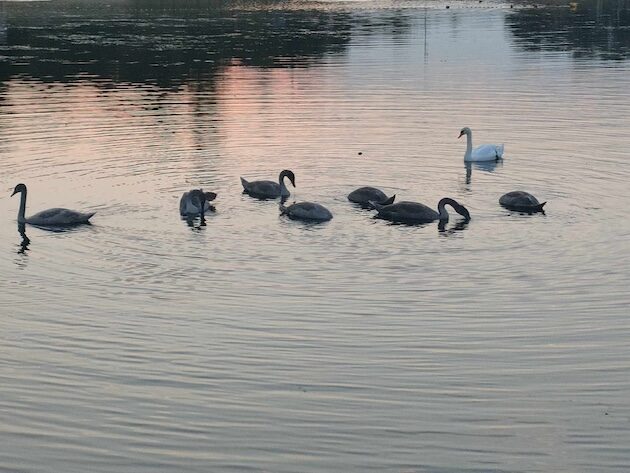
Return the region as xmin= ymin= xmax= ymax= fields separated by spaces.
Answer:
xmin=438 ymin=197 xmax=472 ymax=222
xmin=204 ymin=191 xmax=217 ymax=202
xmin=458 ymin=127 xmax=471 ymax=139
xmin=454 ymin=202 xmax=471 ymax=221
xmin=11 ymin=183 xmax=26 ymax=196
xmin=280 ymin=170 xmax=296 ymax=188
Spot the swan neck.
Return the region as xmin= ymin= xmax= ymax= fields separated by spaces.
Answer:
xmin=279 ymin=175 xmax=289 ymax=196
xmin=465 ymin=131 xmax=472 ymax=159
xmin=437 ymin=199 xmax=449 ymax=222
xmin=17 ymin=189 xmax=27 ymax=222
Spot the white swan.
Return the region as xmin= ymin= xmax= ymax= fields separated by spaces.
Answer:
xmin=241 ymin=169 xmax=295 ymax=199
xmin=280 ymin=201 xmax=332 ymax=222
xmin=179 ymin=189 xmax=217 ymax=216
xmin=459 ymin=127 xmax=504 ymax=162
xmin=11 ymin=183 xmax=95 ymax=226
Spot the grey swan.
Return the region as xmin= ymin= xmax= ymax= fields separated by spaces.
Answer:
xmin=348 ymin=187 xmax=395 ymax=208
xmin=370 ymin=197 xmax=470 ymax=224
xmin=179 ymin=189 xmax=217 ymax=217
xmin=241 ymin=169 xmax=295 ymax=199
xmin=11 ymin=183 xmax=95 ymax=226
xmin=280 ymin=201 xmax=333 ymax=222
xmin=499 ymin=191 xmax=546 ymax=213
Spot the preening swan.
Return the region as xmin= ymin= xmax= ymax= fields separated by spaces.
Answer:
xmin=179 ymin=189 xmax=217 ymax=216
xmin=348 ymin=187 xmax=395 ymax=208
xmin=11 ymin=183 xmax=95 ymax=226
xmin=241 ymin=169 xmax=295 ymax=199
xmin=280 ymin=201 xmax=333 ymax=222
xmin=370 ymin=197 xmax=471 ymax=224
xmin=499 ymin=191 xmax=546 ymax=213
xmin=459 ymin=127 xmax=504 ymax=162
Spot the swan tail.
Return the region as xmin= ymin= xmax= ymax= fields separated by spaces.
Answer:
xmin=496 ymin=144 xmax=505 ymax=159
xmin=240 ymin=177 xmax=249 ymax=190
xmin=535 ymin=202 xmax=546 ymax=212
xmin=381 ymin=194 xmax=396 ymax=206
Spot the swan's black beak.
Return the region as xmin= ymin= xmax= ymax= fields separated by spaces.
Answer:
xmin=11 ymin=189 xmax=17 ymax=197
xmin=458 ymin=131 xmax=464 ymax=139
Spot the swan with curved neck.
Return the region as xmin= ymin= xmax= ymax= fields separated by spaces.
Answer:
xmin=370 ymin=197 xmax=470 ymax=224
xmin=241 ymin=169 xmax=295 ymax=199
xmin=459 ymin=127 xmax=504 ymax=162
xmin=11 ymin=183 xmax=95 ymax=226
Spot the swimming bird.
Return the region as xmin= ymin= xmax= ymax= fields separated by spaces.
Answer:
xmin=179 ymin=189 xmax=217 ymax=217
xmin=459 ymin=127 xmax=504 ymax=162
xmin=11 ymin=183 xmax=95 ymax=226
xmin=499 ymin=191 xmax=546 ymax=213
xmin=370 ymin=197 xmax=470 ymax=224
xmin=241 ymin=169 xmax=295 ymax=199
xmin=348 ymin=187 xmax=395 ymax=208
xmin=280 ymin=201 xmax=333 ymax=222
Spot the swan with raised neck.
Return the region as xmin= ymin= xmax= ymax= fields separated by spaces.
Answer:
xmin=458 ymin=127 xmax=504 ymax=162
xmin=11 ymin=183 xmax=95 ymax=226
xmin=240 ymin=169 xmax=296 ymax=199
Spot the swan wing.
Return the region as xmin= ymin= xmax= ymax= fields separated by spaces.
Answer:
xmin=180 ymin=192 xmax=202 ymax=215
xmin=286 ymin=202 xmax=332 ymax=221
xmin=27 ymin=208 xmax=94 ymax=226
xmin=470 ymin=144 xmax=504 ymax=161
xmin=179 ymin=192 xmax=191 ymax=215
xmin=375 ymin=201 xmax=437 ymax=223
xmin=244 ymin=180 xmax=281 ymax=198
xmin=348 ymin=187 xmax=387 ymax=204
xmin=500 ymin=191 xmax=541 ymax=209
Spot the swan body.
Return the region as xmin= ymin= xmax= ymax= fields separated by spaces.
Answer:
xmin=370 ymin=197 xmax=470 ymax=224
xmin=459 ymin=127 xmax=504 ymax=162
xmin=241 ymin=169 xmax=295 ymax=199
xmin=280 ymin=201 xmax=333 ymax=222
xmin=499 ymin=191 xmax=546 ymax=213
xmin=11 ymin=183 xmax=94 ymax=226
xmin=179 ymin=189 xmax=217 ymax=216
xmin=348 ymin=187 xmax=395 ymax=207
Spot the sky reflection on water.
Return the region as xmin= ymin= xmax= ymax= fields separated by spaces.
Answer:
xmin=1 ymin=1 xmax=630 ymax=472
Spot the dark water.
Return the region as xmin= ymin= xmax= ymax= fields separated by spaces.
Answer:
xmin=1 ymin=1 xmax=629 ymax=471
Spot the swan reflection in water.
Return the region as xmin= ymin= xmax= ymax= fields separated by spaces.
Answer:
xmin=183 ymin=211 xmax=212 ymax=230
xmin=379 ymin=218 xmax=470 ymax=236
xmin=438 ymin=219 xmax=469 ymax=236
xmin=465 ymin=159 xmax=503 ymax=185
xmin=17 ymin=223 xmax=30 ymax=254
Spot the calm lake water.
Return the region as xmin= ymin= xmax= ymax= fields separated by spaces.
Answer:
xmin=1 ymin=0 xmax=629 ymax=471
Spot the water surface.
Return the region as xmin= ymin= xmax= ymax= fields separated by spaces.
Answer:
xmin=1 ymin=1 xmax=629 ymax=471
